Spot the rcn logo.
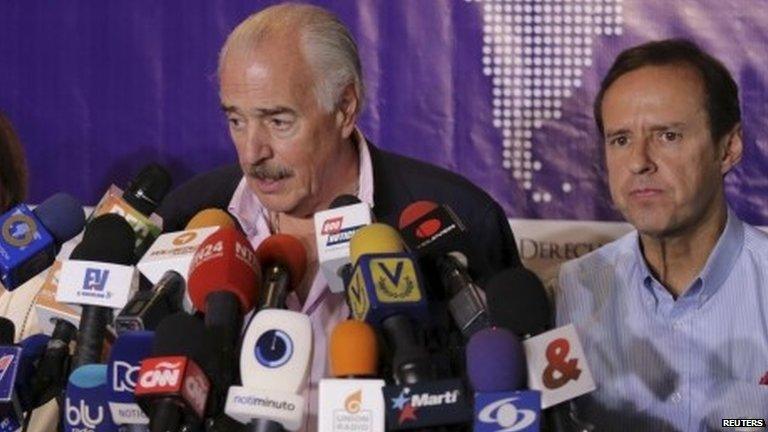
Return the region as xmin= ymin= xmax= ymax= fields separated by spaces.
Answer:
xmin=112 ymin=361 xmax=139 ymax=392
xmin=65 ymin=398 xmax=104 ymax=430
xmin=478 ymin=397 xmax=537 ymax=432
xmin=83 ymin=268 xmax=110 ymax=291
xmin=139 ymin=361 xmax=181 ymax=388
xmin=255 ymin=329 xmax=294 ymax=368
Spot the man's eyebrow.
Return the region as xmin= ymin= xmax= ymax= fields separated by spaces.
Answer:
xmin=648 ymin=122 xmax=686 ymax=131
xmin=219 ymin=105 xmax=295 ymax=116
xmin=220 ymin=104 xmax=238 ymax=114
xmin=254 ymin=106 xmax=296 ymax=116
xmin=604 ymin=128 xmax=631 ymax=139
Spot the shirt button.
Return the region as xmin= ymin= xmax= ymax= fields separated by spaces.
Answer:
xmin=672 ymin=321 xmax=683 ymax=330
xmin=670 ymin=392 xmax=682 ymax=404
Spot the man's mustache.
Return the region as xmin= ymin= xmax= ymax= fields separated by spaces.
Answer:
xmin=246 ymin=163 xmax=294 ymax=181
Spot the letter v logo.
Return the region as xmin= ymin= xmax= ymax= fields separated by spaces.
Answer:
xmin=377 ymin=261 xmax=404 ymax=284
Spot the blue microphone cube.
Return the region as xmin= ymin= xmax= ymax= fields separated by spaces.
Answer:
xmin=0 ymin=346 xmax=21 ymax=403
xmin=345 ymin=253 xmax=429 ymax=325
xmin=0 ymin=205 xmax=55 ymax=290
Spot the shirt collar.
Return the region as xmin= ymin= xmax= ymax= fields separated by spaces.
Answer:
xmin=633 ymin=208 xmax=744 ymax=305
xmin=227 ymin=127 xmax=375 ymax=236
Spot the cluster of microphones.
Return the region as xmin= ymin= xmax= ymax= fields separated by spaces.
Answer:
xmin=0 ymin=164 xmax=596 ymax=432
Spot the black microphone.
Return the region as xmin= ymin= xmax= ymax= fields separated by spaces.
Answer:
xmin=486 ymin=268 xmax=594 ymax=432
xmin=397 ymin=201 xmax=490 ymax=339
xmin=486 ymin=267 xmax=551 ymax=339
xmin=29 ymin=318 xmax=78 ymax=407
xmin=122 ymin=164 xmax=172 ymax=217
xmin=329 ymin=194 xmax=362 ymax=208
xmin=114 ymin=270 xmax=185 ymax=334
xmin=0 ymin=317 xmax=13 ymax=345
xmin=255 ymin=234 xmax=307 ymax=310
xmin=68 ymin=214 xmax=137 ymax=368
xmin=135 ymin=313 xmax=213 ymax=432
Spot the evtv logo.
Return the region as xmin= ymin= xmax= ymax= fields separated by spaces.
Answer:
xmin=83 ymin=268 xmax=110 ymax=291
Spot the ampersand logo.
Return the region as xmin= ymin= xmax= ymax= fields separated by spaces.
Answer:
xmin=542 ymin=338 xmax=581 ymax=389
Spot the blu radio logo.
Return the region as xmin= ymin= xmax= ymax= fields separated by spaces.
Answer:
xmin=1 ymin=213 xmax=38 ymax=248
xmin=65 ymin=397 xmax=104 ymax=430
xmin=255 ymin=329 xmax=293 ymax=368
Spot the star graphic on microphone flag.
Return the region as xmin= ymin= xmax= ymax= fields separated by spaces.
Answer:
xmin=398 ymin=403 xmax=417 ymax=423
xmin=391 ymin=391 xmax=409 ymax=410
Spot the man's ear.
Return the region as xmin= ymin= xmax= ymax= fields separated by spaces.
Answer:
xmin=719 ymin=123 xmax=743 ymax=175
xmin=336 ymin=83 xmax=359 ymax=139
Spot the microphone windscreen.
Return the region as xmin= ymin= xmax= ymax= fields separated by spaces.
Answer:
xmin=123 ymin=164 xmax=172 ymax=216
xmin=151 ymin=312 xmax=212 ymax=371
xmin=397 ymin=200 xmax=438 ymax=229
xmin=486 ymin=267 xmax=551 ymax=337
xmin=0 ymin=317 xmax=14 ymax=345
xmin=71 ymin=214 xmax=136 ymax=265
xmin=33 ymin=193 xmax=86 ymax=244
xmin=466 ymin=327 xmax=526 ymax=392
xmin=349 ymin=223 xmax=404 ymax=263
xmin=329 ymin=194 xmax=361 ymax=208
xmin=329 ymin=320 xmax=378 ymax=377
xmin=187 ymin=227 xmax=260 ymax=313
xmin=255 ymin=234 xmax=307 ymax=291
xmin=184 ymin=208 xmax=235 ymax=230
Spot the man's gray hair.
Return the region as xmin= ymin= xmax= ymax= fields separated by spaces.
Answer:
xmin=218 ymin=3 xmax=365 ymax=113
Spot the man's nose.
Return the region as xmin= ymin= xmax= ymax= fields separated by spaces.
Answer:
xmin=628 ymin=136 xmax=656 ymax=175
xmin=244 ymin=126 xmax=273 ymax=163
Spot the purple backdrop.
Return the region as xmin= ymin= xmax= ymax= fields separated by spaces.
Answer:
xmin=1 ymin=0 xmax=766 ymax=224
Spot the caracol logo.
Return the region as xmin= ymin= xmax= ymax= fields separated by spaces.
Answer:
xmin=139 ymin=361 xmax=181 ymax=388
xmin=65 ymin=398 xmax=104 ymax=430
xmin=233 ymin=395 xmax=296 ymax=411
xmin=112 ymin=361 xmax=139 ymax=393
xmin=255 ymin=329 xmax=293 ymax=368
xmin=390 ymin=387 xmax=459 ymax=425
xmin=478 ymin=397 xmax=537 ymax=432
xmin=1 ymin=214 xmax=37 ymax=248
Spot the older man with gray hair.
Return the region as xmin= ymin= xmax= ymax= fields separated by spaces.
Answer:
xmin=158 ymin=3 xmax=520 ymax=430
